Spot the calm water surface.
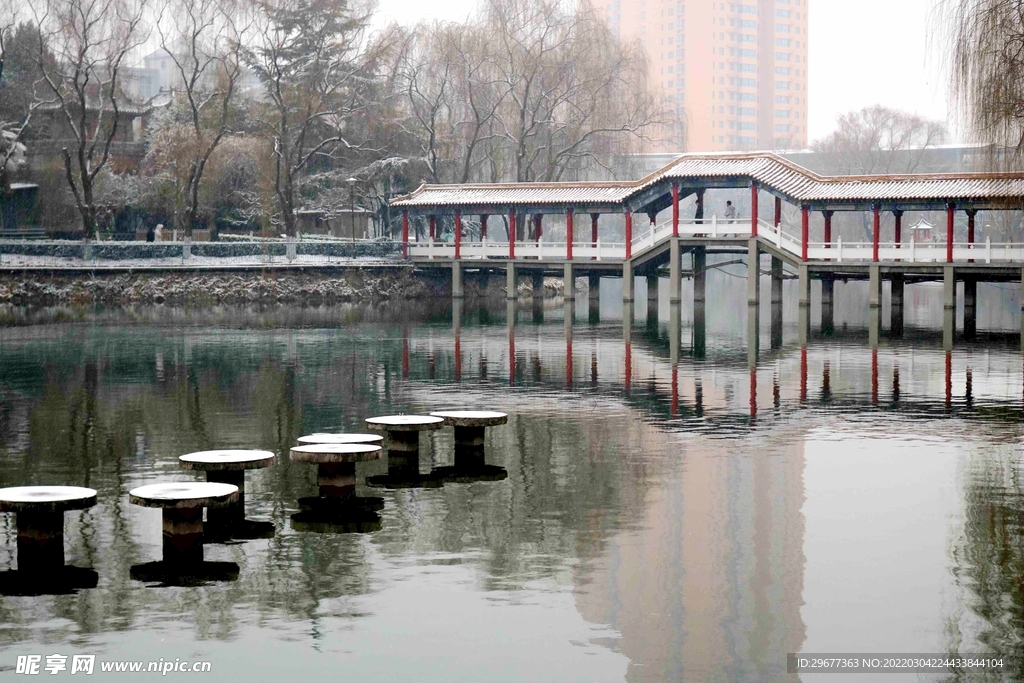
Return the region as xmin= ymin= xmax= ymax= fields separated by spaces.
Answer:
xmin=1 ymin=272 xmax=1023 ymax=682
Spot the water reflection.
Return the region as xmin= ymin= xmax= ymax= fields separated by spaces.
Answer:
xmin=0 ymin=293 xmax=1023 ymax=680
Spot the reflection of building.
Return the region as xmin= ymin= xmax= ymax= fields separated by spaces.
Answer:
xmin=598 ymin=0 xmax=810 ymax=152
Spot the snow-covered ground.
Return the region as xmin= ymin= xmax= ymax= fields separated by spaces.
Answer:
xmin=0 ymin=254 xmax=405 ymax=268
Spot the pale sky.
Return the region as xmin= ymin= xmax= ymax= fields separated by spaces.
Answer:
xmin=373 ymin=0 xmax=953 ymax=145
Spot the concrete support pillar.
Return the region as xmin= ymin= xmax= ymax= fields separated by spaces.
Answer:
xmin=944 ymin=265 xmax=956 ymax=350
xmin=506 ymin=263 xmax=518 ymax=300
xmin=622 ymin=261 xmax=634 ymax=303
xmin=770 ymin=256 xmax=783 ymax=350
xmin=563 ymin=262 xmax=575 ymax=301
xmin=693 ymin=300 xmax=706 ymax=360
xmin=646 ymin=273 xmax=658 ymax=322
xmin=770 ymin=256 xmax=783 ymax=306
xmin=1020 ymin=268 xmax=1024 ymax=350
xmin=588 ymin=274 xmax=600 ymax=323
xmin=868 ymin=306 xmax=881 ymax=349
xmin=669 ymin=301 xmax=681 ymax=364
xmin=797 ymin=264 xmax=811 ymax=345
xmin=532 ymin=270 xmax=544 ymax=322
xmin=747 ymin=238 xmax=760 ymax=305
xmin=821 ymin=279 xmax=834 ymax=335
xmin=964 ymin=278 xmax=977 ymax=339
xmin=869 ymin=265 xmax=881 ymax=309
xmin=670 ymin=241 xmax=682 ymax=304
xmin=452 ymin=260 xmax=464 ymax=299
xmin=890 ymin=274 xmax=904 ymax=338
xmin=693 ymin=246 xmax=706 ymax=306
xmin=747 ymin=304 xmax=759 ymax=367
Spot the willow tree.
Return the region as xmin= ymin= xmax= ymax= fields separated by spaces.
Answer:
xmin=948 ymin=0 xmax=1024 ymax=158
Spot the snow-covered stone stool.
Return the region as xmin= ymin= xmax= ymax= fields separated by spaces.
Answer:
xmin=289 ymin=443 xmax=384 ymax=532
xmin=0 ymin=486 xmax=96 ymax=570
xmin=129 ymin=482 xmax=238 ymax=564
xmin=178 ymin=450 xmax=275 ymax=525
xmin=365 ymin=415 xmax=444 ymax=489
xmin=297 ymin=433 xmax=384 ymax=446
xmin=430 ymin=411 xmax=508 ymax=449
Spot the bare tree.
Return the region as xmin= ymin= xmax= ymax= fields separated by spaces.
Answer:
xmin=30 ymin=0 xmax=149 ymax=238
xmin=153 ymin=0 xmax=247 ymax=238
xmin=946 ymin=0 xmax=1024 ymax=160
xmin=0 ymin=5 xmax=42 ymax=230
xmin=239 ymin=0 xmax=393 ymax=237
xmin=812 ymin=105 xmax=946 ymax=176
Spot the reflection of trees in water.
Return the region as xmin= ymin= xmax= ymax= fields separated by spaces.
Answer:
xmin=952 ymin=452 xmax=1024 ymax=662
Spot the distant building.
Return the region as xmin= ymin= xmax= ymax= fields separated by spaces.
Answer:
xmin=597 ymin=0 xmax=810 ymax=152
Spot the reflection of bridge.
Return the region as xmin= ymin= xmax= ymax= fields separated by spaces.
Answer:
xmin=392 ymin=153 xmax=1024 ymax=345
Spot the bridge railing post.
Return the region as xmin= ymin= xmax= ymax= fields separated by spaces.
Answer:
xmin=910 ymin=236 xmax=915 ymax=263
xmin=837 ymin=236 xmax=843 ymax=263
xmin=986 ymin=236 xmax=992 ymax=264
xmin=538 ymin=235 xmax=544 ymax=261
xmin=712 ymin=214 xmax=718 ymax=237
xmin=596 ymin=238 xmax=602 ymax=261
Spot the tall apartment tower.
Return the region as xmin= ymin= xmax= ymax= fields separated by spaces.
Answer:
xmin=601 ymin=0 xmax=809 ymax=152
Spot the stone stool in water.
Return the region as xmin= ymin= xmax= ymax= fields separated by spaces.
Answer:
xmin=178 ymin=450 xmax=275 ymax=534
xmin=364 ymin=415 xmax=444 ymax=488
xmin=429 ymin=411 xmax=509 ymax=484
xmin=129 ymin=482 xmax=238 ymax=565
xmin=289 ymin=443 xmax=384 ymax=533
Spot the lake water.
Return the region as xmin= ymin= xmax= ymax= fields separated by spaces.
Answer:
xmin=1 ymin=269 xmax=1023 ymax=682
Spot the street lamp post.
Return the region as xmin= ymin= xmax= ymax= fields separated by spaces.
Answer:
xmin=347 ymin=177 xmax=358 ymax=241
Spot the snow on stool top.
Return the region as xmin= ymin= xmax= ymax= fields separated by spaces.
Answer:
xmin=365 ymin=415 xmax=445 ymax=432
xmin=0 ymin=486 xmax=97 ymax=514
xmin=290 ymin=443 xmax=383 ymax=464
xmin=129 ymin=482 xmax=239 ymax=509
xmin=430 ymin=411 xmax=509 ymax=427
xmin=179 ymin=450 xmax=276 ymax=471
xmin=297 ymin=433 xmax=384 ymax=445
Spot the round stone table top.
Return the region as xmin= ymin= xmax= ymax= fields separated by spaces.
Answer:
xmin=365 ymin=415 xmax=444 ymax=432
xmin=179 ymin=450 xmax=276 ymax=471
xmin=0 ymin=486 xmax=97 ymax=514
xmin=430 ymin=411 xmax=509 ymax=427
xmin=129 ymin=482 xmax=239 ymax=509
xmin=297 ymin=433 xmax=384 ymax=446
xmin=290 ymin=443 xmax=383 ymax=464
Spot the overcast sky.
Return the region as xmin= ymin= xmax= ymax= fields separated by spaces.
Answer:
xmin=373 ymin=0 xmax=953 ymax=145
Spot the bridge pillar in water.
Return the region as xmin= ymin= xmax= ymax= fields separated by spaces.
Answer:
xmin=770 ymin=257 xmax=784 ymax=350
xmin=564 ymin=263 xmax=575 ymax=301
xmin=506 ymin=263 xmax=518 ymax=300
xmin=798 ymin=265 xmax=811 ymax=345
xmin=747 ymin=239 xmax=760 ymax=306
xmin=532 ymin=270 xmax=545 ymax=321
xmin=821 ymin=279 xmax=834 ymax=335
xmin=670 ymin=241 xmax=682 ymax=305
xmin=669 ymin=299 xmax=681 ymax=364
xmin=588 ymin=274 xmax=600 ymax=323
xmin=963 ymin=278 xmax=977 ymax=340
xmin=693 ymin=246 xmax=706 ymax=307
xmin=622 ymin=261 xmax=634 ymax=303
xmin=890 ymin=274 xmax=904 ymax=338
xmin=693 ymin=300 xmax=706 ymax=360
xmin=1020 ymin=268 xmax=1024 ymax=350
xmin=646 ymin=274 xmax=659 ymax=323
xmin=943 ymin=266 xmax=956 ymax=350
xmin=869 ymin=265 xmax=882 ymax=309
xmin=452 ymin=260 xmax=464 ymax=299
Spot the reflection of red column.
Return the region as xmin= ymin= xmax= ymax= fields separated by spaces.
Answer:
xmin=945 ymin=350 xmax=952 ymax=409
xmin=509 ymin=334 xmax=515 ymax=385
xmin=871 ymin=348 xmax=878 ymax=405
xmin=672 ymin=182 xmax=679 ymax=237
xmin=749 ymin=367 xmax=757 ymax=418
xmin=428 ymin=352 xmax=436 ymax=380
xmin=402 ymin=210 xmax=409 ymax=258
xmin=402 ymin=331 xmax=409 ymax=379
xmin=823 ymin=361 xmax=830 ymax=396
xmin=591 ymin=352 xmax=597 ymax=385
xmin=671 ymin=365 xmax=678 ymax=417
xmin=455 ymin=333 xmax=462 ymax=382
xmin=624 ymin=341 xmax=632 ymax=393
xmin=509 ymin=211 xmax=516 ymax=259
xmin=566 ymin=337 xmax=573 ymax=388
xmin=800 ymin=346 xmax=808 ymax=404
xmin=566 ymin=208 xmax=574 ymax=260
xmin=455 ymin=210 xmax=462 ymax=260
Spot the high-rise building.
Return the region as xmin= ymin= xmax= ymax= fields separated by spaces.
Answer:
xmin=600 ymin=0 xmax=809 ymax=152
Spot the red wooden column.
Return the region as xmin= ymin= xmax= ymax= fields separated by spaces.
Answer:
xmin=671 ymin=182 xmax=680 ymax=237
xmin=591 ymin=213 xmax=599 ymax=260
xmin=750 ymin=183 xmax=759 ymax=237
xmin=566 ymin=208 xmax=574 ymax=260
xmin=967 ymin=209 xmax=976 ymax=263
xmin=774 ymin=197 xmax=782 ymax=227
xmin=823 ymin=210 xmax=833 ymax=250
xmin=429 ymin=215 xmax=436 ymax=240
xmin=625 ymin=210 xmax=633 ymax=259
xmin=508 ymin=211 xmax=516 ymax=259
xmin=455 ymin=209 xmax=462 ymax=260
xmin=534 ymin=215 xmax=543 ymax=241
xmin=894 ymin=209 xmax=903 ymax=262
xmin=946 ymin=202 xmax=955 ymax=263
xmin=800 ymin=205 xmax=809 ymax=261
xmin=481 ymin=214 xmax=489 ymax=241
xmin=401 ymin=210 xmax=409 ymax=258
xmin=872 ymin=205 xmax=881 ymax=262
